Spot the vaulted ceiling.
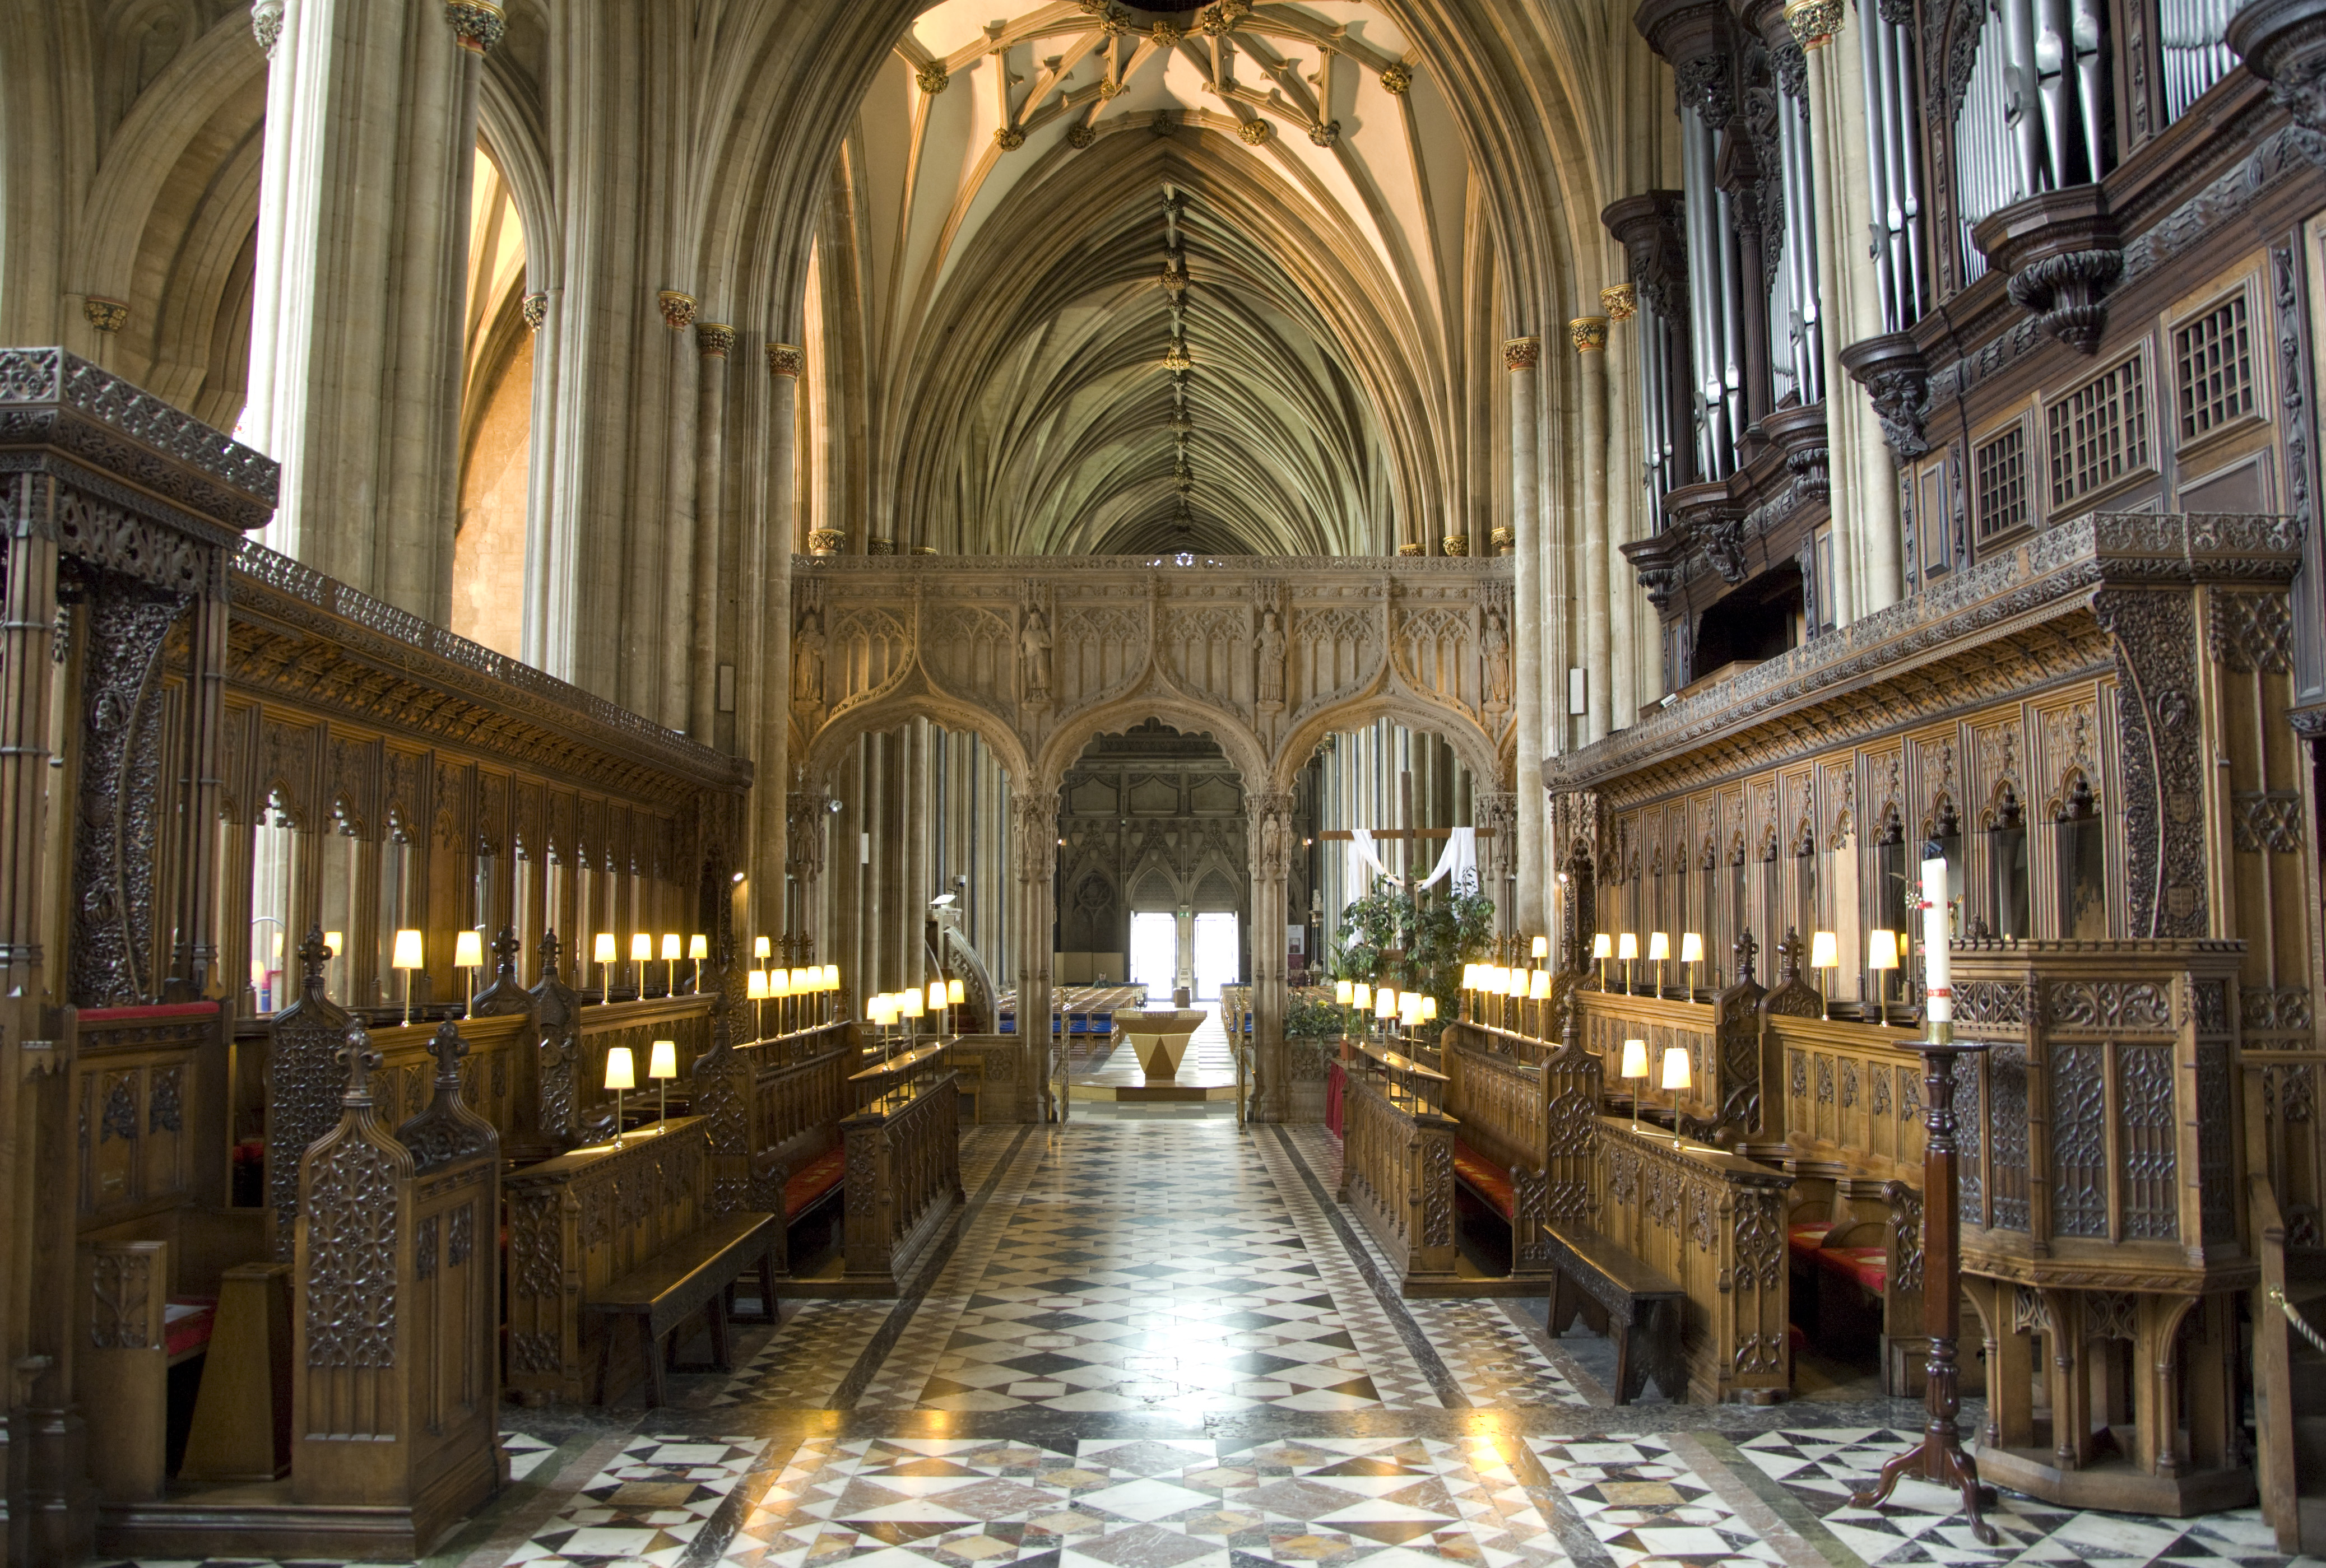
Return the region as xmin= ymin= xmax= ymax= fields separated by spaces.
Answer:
xmin=809 ymin=0 xmax=1499 ymax=558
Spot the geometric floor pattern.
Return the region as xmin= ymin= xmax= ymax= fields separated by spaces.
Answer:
xmin=90 ymin=1115 xmax=2317 ymax=1568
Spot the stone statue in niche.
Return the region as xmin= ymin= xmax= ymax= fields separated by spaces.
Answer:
xmin=1256 ymin=604 xmax=1285 ymax=711
xmin=1020 ymin=605 xmax=1053 ymax=704
xmin=792 ymin=606 xmax=825 ymax=705
xmin=1481 ymin=601 xmax=1512 ymax=708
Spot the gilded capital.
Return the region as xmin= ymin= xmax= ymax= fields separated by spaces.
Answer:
xmin=444 ymin=0 xmax=506 ymax=54
xmin=1396 ymin=541 xmax=1425 ymax=557
xmin=1491 ymin=526 xmax=1516 ymax=556
xmin=1380 ymin=62 xmax=1413 ymax=94
xmin=1151 ymin=20 xmax=1183 ymax=45
xmin=995 ymin=124 xmax=1027 ymax=151
xmin=1569 ymin=317 xmax=1609 ymax=352
xmin=1601 ymin=283 xmax=1637 ymax=322
xmin=522 ymin=291 xmax=549 ymax=331
xmin=1784 ymin=0 xmax=1844 ymax=50
xmin=866 ymin=537 xmax=899 ymax=557
xmin=916 ymin=60 xmax=949 ymax=94
xmin=1237 ymin=117 xmax=1273 ymax=145
xmin=1440 ymin=533 xmax=1470 ymax=557
xmin=657 ymin=290 xmax=697 ymax=329
xmin=82 ymin=297 xmax=129 ymax=334
xmin=807 ymin=528 xmax=844 ymax=556
xmin=1502 ymin=336 xmax=1542 ymax=372
xmin=766 ymin=342 xmax=805 ymax=378
xmin=696 ymin=322 xmax=736 ymax=359
xmin=1308 ymin=119 xmax=1341 ymax=147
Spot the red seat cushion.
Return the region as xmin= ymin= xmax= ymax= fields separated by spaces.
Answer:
xmin=1452 ymin=1141 xmax=1516 ymax=1220
xmin=1789 ymin=1222 xmax=1831 ymax=1258
xmin=1819 ymin=1245 xmax=1888 ymax=1294
xmin=783 ymin=1147 xmax=846 ymax=1217
xmin=165 ymin=1298 xmax=216 ymax=1358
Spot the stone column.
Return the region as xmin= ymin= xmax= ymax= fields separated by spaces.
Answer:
xmin=1572 ymin=317 xmax=1613 ymax=740
xmin=520 ymin=290 xmax=558 ymax=667
xmin=244 ymin=0 xmax=499 ymax=620
xmin=1796 ymin=0 xmax=1900 ymax=620
xmin=903 ymin=717 xmax=931 ymax=996
xmin=1248 ymin=788 xmax=1294 ymax=1121
xmin=754 ymin=345 xmax=802 ymax=936
xmin=688 ymin=323 xmax=732 ymax=742
xmin=1011 ymin=789 xmax=1058 ymax=1120
xmin=1505 ymin=337 xmax=1545 ymax=934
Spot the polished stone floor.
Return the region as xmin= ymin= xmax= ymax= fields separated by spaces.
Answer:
xmin=100 ymin=1116 xmax=2314 ymax=1568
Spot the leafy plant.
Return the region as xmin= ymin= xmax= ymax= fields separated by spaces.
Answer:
xmin=1327 ymin=873 xmax=1498 ymax=1025
xmin=1284 ymin=993 xmax=1349 ymax=1039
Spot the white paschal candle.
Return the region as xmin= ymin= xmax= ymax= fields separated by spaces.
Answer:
xmin=1921 ymin=854 xmax=1951 ymax=1025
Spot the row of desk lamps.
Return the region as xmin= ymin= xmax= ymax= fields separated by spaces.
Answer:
xmin=1592 ymin=927 xmax=1909 ymax=1013
xmin=864 ymin=979 xmax=968 ymax=1051
xmin=1330 ymin=979 xmax=1438 ymax=1042
xmin=600 ymin=1037 xmax=680 ymax=1146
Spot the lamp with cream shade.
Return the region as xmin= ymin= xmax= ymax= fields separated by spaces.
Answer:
xmin=323 ymin=929 xmax=345 ymax=1002
xmin=1648 ymin=931 xmax=1670 ymax=995
xmin=1622 ymin=1037 xmax=1650 ymax=1134
xmin=660 ymin=933 xmax=680 ymax=995
xmin=1617 ymin=932 xmax=1639 ymax=993
xmin=755 ymin=935 xmax=772 ymax=961
xmin=1810 ymin=929 xmax=1839 ymax=1014
xmin=649 ymin=1038 xmax=677 ymax=1123
xmin=1531 ymin=934 xmax=1549 ymax=960
xmin=593 ymin=933 xmax=617 ymax=1003
xmin=1660 ymin=1045 xmax=1691 ymax=1147
xmin=392 ymin=928 xmax=424 ymax=1025
xmin=1528 ymin=968 xmax=1550 ymax=1001
xmin=1352 ymin=981 xmax=1371 ymax=1014
xmin=689 ymin=933 xmax=708 ymax=993
xmin=1680 ymin=932 xmax=1703 ymax=995
xmin=1868 ymin=928 xmax=1900 ymax=1023
xmin=1592 ymin=932 xmax=1612 ymax=988
xmin=454 ymin=928 xmax=485 ymax=1008
xmin=604 ymin=1045 xmax=636 ymax=1143
xmin=1335 ymin=978 xmax=1354 ymax=1006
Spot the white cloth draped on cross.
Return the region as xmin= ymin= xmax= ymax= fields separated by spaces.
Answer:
xmin=1349 ymin=826 xmax=1476 ymax=892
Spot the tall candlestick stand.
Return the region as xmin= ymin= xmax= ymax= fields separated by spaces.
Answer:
xmin=1847 ymin=1030 xmax=1997 ymax=1543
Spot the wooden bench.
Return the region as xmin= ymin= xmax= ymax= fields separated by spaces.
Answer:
xmin=1540 ymin=1222 xmax=1687 ymax=1405
xmin=585 ymin=1211 xmax=777 ymax=1408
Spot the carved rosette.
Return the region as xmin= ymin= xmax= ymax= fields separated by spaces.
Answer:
xmin=1503 ymin=336 xmax=1542 ymax=372
xmin=82 ymin=297 xmax=129 ymax=334
xmin=807 ymin=528 xmax=844 ymax=555
xmin=657 ymin=290 xmax=698 ymax=329
xmin=1569 ymin=317 xmax=1609 ymax=353
xmin=994 ymin=125 xmax=1027 ymax=151
xmin=443 ymin=0 xmax=505 ymax=53
xmin=1238 ymin=117 xmax=1274 ymax=145
xmin=1381 ymin=62 xmax=1413 ymax=93
xmin=1308 ymin=119 xmax=1341 ymax=146
xmin=766 ymin=342 xmax=805 ymax=378
xmin=1068 ymin=123 xmax=1098 ymax=148
xmin=1600 ymin=283 xmax=1637 ymax=321
xmin=522 ymin=291 xmax=549 ymax=332
xmin=916 ymin=59 xmax=949 ymax=94
xmin=1784 ymin=0 xmax=1844 ymax=49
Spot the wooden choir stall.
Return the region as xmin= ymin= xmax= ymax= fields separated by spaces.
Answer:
xmin=0 ymin=351 xmax=998 ymax=1563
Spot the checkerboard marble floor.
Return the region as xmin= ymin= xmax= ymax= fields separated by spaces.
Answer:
xmin=91 ymin=1118 xmax=2319 ymax=1568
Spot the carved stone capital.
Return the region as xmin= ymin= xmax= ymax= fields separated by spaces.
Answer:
xmin=2229 ymin=0 xmax=2326 ymax=140
xmin=1569 ymin=317 xmax=1609 ymax=353
xmin=1396 ymin=542 xmax=1426 ymax=556
xmin=1492 ymin=526 xmax=1516 ymax=556
xmin=1784 ymin=0 xmax=1844 ymax=49
xmin=521 ymin=291 xmax=549 ymax=332
xmin=695 ymin=323 xmax=735 ymax=359
xmin=807 ymin=528 xmax=844 ymax=556
xmin=1972 ymin=187 xmax=2121 ymax=355
xmin=1503 ymin=336 xmax=1542 ymax=371
xmin=1837 ymin=332 xmax=1932 ymax=458
xmin=657 ymin=290 xmax=697 ymax=329
xmin=766 ymin=342 xmax=805 ymax=377
xmin=444 ymin=0 xmax=506 ymax=54
xmin=251 ymin=0 xmax=284 ymax=55
xmin=82 ymin=297 xmax=129 ymax=334
xmin=1440 ymin=533 xmax=1470 ymax=556
xmin=1601 ymin=283 xmax=1637 ymax=321
xmin=866 ymin=537 xmax=898 ymax=556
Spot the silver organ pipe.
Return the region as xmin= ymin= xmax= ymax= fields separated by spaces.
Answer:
xmin=2161 ymin=0 xmax=2237 ymax=118
xmin=1779 ymin=92 xmax=1822 ymax=403
xmin=1953 ymin=7 xmax=2017 ymax=286
xmin=1861 ymin=2 xmax=1926 ymax=329
xmin=1681 ymin=106 xmax=1734 ymax=478
xmin=1714 ymin=154 xmax=1747 ymax=456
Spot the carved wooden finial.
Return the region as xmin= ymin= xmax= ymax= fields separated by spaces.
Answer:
xmin=1734 ymin=928 xmax=1759 ymax=985
xmin=491 ymin=925 xmax=521 ymax=981
xmin=428 ymin=1020 xmax=469 ymax=1083
xmin=336 ymin=1027 xmax=384 ymax=1105
xmin=1776 ymin=928 xmax=1804 ymax=985
xmin=1558 ymin=985 xmax=1582 ymax=1052
xmin=297 ymin=925 xmax=331 ymax=998
xmin=538 ymin=929 xmax=564 ymax=985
